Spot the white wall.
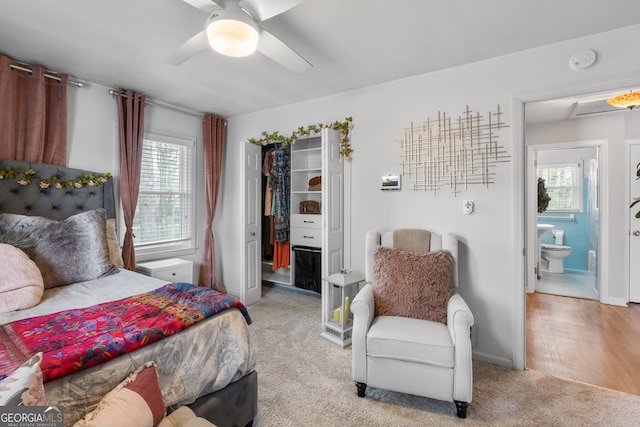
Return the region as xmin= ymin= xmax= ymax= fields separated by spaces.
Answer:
xmin=64 ymin=82 xmax=207 ymax=280
xmin=59 ymin=24 xmax=640 ymax=368
xmin=221 ymin=24 xmax=640 ymax=368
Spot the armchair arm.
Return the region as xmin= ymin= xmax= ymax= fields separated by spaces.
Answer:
xmin=447 ymin=293 xmax=474 ymax=403
xmin=350 ymin=283 xmax=375 ymax=383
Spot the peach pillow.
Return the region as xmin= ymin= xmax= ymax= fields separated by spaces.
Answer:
xmin=373 ymin=247 xmax=453 ymax=324
xmin=74 ymin=362 xmax=165 ymax=427
xmin=0 ymin=243 xmax=44 ymax=313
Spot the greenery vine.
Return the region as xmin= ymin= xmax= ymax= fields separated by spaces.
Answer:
xmin=247 ymin=117 xmax=354 ymax=160
xmin=0 ymin=166 xmax=112 ymax=189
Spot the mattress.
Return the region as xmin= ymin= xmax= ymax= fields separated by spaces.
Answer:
xmin=0 ymin=269 xmax=256 ymax=426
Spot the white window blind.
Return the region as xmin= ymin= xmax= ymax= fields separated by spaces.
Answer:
xmin=537 ymin=163 xmax=583 ymax=212
xmin=132 ymin=132 xmax=195 ymax=255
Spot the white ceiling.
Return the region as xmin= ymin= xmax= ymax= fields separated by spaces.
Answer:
xmin=2 ymin=0 xmax=640 ymax=118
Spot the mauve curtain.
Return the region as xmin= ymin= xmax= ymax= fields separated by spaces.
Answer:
xmin=199 ymin=114 xmax=227 ymax=292
xmin=116 ymin=89 xmax=146 ymax=271
xmin=0 ymin=54 xmax=68 ymax=165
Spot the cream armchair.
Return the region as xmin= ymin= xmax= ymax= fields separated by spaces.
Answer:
xmin=351 ymin=230 xmax=474 ymax=418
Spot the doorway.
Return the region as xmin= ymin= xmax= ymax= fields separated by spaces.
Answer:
xmin=629 ymin=141 xmax=640 ymax=302
xmin=526 ymin=143 xmax=602 ymax=301
xmin=518 ymin=87 xmax=640 ymax=394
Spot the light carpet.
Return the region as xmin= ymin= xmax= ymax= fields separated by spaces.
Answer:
xmin=247 ymin=285 xmax=640 ymax=426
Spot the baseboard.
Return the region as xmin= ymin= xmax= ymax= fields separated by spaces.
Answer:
xmin=604 ymin=296 xmax=628 ymax=307
xmin=472 ymin=351 xmax=514 ymax=369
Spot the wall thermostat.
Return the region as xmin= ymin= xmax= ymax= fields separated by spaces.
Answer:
xmin=381 ymin=174 xmax=401 ymax=190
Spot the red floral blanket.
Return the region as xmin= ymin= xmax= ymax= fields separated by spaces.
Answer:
xmin=0 ymin=283 xmax=251 ymax=382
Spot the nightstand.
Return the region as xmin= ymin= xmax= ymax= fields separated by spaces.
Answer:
xmin=137 ymin=258 xmax=194 ymax=283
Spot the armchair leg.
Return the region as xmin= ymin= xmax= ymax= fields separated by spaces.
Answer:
xmin=355 ymin=382 xmax=367 ymax=397
xmin=454 ymin=401 xmax=469 ymax=418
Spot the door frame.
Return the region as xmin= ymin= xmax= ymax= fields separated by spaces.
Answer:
xmin=511 ymin=75 xmax=640 ymax=370
xmin=525 ymin=140 xmax=607 ymax=300
xmin=627 ymin=140 xmax=640 ymax=302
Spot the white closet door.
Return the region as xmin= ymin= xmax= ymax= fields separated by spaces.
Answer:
xmin=322 ymin=128 xmax=344 ymax=279
xmin=243 ymin=141 xmax=262 ymax=305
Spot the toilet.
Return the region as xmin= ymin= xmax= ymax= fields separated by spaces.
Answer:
xmin=540 ymin=230 xmax=572 ymax=274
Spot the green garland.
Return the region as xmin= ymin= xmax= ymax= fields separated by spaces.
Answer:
xmin=0 ymin=167 xmax=112 ymax=189
xmin=247 ymin=117 xmax=354 ymax=160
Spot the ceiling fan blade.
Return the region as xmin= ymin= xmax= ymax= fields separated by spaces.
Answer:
xmin=166 ymin=30 xmax=210 ymax=65
xmin=257 ymin=29 xmax=311 ymax=73
xmin=181 ymin=0 xmax=222 ymax=13
xmin=239 ymin=0 xmax=304 ymax=22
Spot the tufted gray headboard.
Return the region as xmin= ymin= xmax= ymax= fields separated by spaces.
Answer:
xmin=0 ymin=160 xmax=115 ymax=220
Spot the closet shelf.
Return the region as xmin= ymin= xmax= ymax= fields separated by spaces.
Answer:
xmin=291 ymin=147 xmax=322 ymax=154
xmin=291 ymin=168 xmax=321 ymax=173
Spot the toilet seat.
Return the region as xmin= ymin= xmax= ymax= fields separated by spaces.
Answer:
xmin=541 ymin=243 xmax=571 ymax=251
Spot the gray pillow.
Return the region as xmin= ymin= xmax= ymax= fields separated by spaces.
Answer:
xmin=0 ymin=209 xmax=118 ymax=289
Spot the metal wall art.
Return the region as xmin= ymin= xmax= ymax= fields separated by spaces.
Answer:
xmin=397 ymin=105 xmax=510 ymax=195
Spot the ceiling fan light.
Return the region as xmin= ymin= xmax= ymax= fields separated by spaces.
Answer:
xmin=206 ymin=14 xmax=259 ymax=57
xmin=607 ymin=91 xmax=640 ymax=109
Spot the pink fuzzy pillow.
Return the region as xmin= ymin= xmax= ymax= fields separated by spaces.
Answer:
xmin=373 ymin=247 xmax=453 ymax=324
xmin=0 ymin=243 xmax=44 ymax=313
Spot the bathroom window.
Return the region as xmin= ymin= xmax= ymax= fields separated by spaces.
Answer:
xmin=537 ymin=163 xmax=583 ymax=212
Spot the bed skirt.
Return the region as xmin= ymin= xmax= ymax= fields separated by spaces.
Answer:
xmin=187 ymin=370 xmax=258 ymax=427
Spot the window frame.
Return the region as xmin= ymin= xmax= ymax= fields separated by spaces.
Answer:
xmin=537 ymin=162 xmax=583 ymax=213
xmin=127 ymin=131 xmax=197 ymax=261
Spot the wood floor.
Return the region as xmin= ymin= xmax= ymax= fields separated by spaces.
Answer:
xmin=526 ymin=292 xmax=640 ymax=395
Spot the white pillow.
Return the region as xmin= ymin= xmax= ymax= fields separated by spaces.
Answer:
xmin=0 ymin=352 xmax=46 ymax=406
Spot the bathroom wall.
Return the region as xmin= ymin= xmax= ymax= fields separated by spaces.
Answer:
xmin=538 ymin=147 xmax=598 ymax=271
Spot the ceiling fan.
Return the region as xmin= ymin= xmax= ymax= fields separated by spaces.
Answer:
xmin=167 ymin=0 xmax=312 ymax=73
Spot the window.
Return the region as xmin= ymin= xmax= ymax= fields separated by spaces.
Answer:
xmin=132 ymin=132 xmax=196 ymax=256
xmin=537 ymin=163 xmax=583 ymax=212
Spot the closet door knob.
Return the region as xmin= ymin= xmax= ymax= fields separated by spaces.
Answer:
xmin=250 ymin=232 xmax=256 ymax=236
xmin=633 ymin=230 xmax=640 ymax=237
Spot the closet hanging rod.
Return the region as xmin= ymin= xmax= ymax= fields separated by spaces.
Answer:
xmin=108 ymin=88 xmax=219 ymax=121
xmin=9 ymin=64 xmax=85 ymax=88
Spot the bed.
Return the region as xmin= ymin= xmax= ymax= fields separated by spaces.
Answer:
xmin=0 ymin=159 xmax=258 ymax=427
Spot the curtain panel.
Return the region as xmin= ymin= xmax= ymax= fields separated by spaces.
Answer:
xmin=199 ymin=114 xmax=227 ymax=292
xmin=0 ymin=54 xmax=68 ymax=166
xmin=116 ymin=89 xmax=146 ymax=271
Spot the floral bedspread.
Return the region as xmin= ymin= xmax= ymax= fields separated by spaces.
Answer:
xmin=0 ymin=282 xmax=251 ymax=382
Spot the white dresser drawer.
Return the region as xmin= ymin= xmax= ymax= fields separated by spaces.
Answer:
xmin=291 ymin=227 xmax=322 ymax=247
xmin=291 ymin=214 xmax=322 ymax=228
xmin=137 ymin=258 xmax=194 ymax=283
